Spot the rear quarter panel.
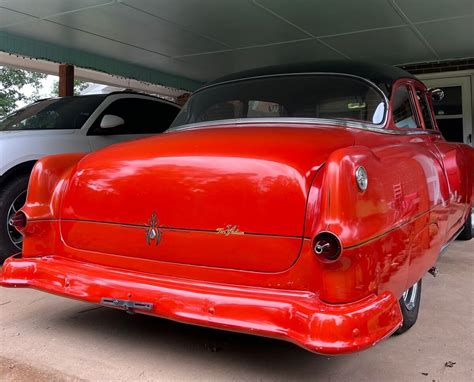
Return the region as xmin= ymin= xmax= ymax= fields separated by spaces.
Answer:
xmin=458 ymin=143 xmax=474 ymax=205
xmin=306 ymin=140 xmax=450 ymax=302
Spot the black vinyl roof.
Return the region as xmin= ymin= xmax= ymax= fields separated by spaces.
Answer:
xmin=209 ymin=60 xmax=416 ymax=89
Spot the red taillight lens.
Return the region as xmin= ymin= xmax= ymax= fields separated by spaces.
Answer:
xmin=313 ymin=232 xmax=342 ymax=261
xmin=10 ymin=211 xmax=27 ymax=231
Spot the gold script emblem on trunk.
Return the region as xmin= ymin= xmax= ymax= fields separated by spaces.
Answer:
xmin=216 ymin=225 xmax=244 ymax=236
xmin=145 ymin=211 xmax=161 ymax=246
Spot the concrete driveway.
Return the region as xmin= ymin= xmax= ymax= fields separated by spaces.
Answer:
xmin=1 ymin=240 xmax=473 ymax=382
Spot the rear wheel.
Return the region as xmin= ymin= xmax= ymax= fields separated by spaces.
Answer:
xmin=395 ymin=279 xmax=422 ymax=335
xmin=456 ymin=210 xmax=472 ymax=241
xmin=0 ymin=175 xmax=29 ymax=262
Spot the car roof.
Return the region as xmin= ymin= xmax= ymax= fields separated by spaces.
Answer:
xmin=32 ymin=92 xmax=180 ymax=108
xmin=32 ymin=94 xmax=107 ymax=103
xmin=208 ymin=60 xmax=416 ymax=89
xmin=106 ymin=91 xmax=180 ymax=107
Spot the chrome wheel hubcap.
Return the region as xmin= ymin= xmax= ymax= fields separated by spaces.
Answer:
xmin=6 ymin=190 xmax=26 ymax=250
xmin=402 ymin=282 xmax=419 ymax=311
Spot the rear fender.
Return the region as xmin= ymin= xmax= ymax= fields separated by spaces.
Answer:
xmin=305 ymin=144 xmax=447 ymax=303
xmin=457 ymin=143 xmax=474 ymax=206
xmin=314 ymin=144 xmax=447 ymax=247
xmin=20 ymin=154 xmax=86 ymax=257
xmin=23 ymin=153 xmax=87 ymax=220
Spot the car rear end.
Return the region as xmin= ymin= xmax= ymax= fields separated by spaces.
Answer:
xmin=1 ymin=124 xmax=402 ymax=355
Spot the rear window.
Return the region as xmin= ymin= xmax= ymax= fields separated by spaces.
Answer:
xmin=0 ymin=96 xmax=106 ymax=131
xmin=170 ymin=74 xmax=386 ymax=129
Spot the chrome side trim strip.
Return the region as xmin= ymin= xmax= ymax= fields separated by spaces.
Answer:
xmin=167 ymin=118 xmax=442 ymax=136
xmin=439 ymin=226 xmax=464 ymax=256
xmin=53 ymin=218 xmax=304 ymax=240
xmin=344 ymin=202 xmax=444 ymax=250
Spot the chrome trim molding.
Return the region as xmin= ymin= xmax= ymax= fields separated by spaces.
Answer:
xmin=439 ymin=226 xmax=465 ymax=256
xmin=54 ymin=218 xmax=302 ymax=240
xmin=345 ymin=202 xmax=445 ymax=250
xmin=167 ymin=117 xmax=442 ymax=136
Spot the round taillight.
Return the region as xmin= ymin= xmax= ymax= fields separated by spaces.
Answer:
xmin=355 ymin=166 xmax=368 ymax=192
xmin=313 ymin=232 xmax=342 ymax=261
xmin=10 ymin=211 xmax=27 ymax=231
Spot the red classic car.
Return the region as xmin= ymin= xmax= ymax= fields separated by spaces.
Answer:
xmin=2 ymin=61 xmax=473 ymax=355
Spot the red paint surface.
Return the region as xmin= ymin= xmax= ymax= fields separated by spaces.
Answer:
xmin=2 ymin=77 xmax=473 ymax=354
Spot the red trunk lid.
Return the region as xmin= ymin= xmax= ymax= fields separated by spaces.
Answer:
xmin=60 ymin=125 xmax=353 ymax=272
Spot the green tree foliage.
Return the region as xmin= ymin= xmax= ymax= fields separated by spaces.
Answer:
xmin=51 ymin=79 xmax=90 ymax=97
xmin=0 ymin=66 xmax=46 ymax=116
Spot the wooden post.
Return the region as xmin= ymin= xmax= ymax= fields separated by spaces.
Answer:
xmin=58 ymin=64 xmax=74 ymax=97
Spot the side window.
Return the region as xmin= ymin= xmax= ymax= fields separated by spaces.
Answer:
xmin=0 ymin=96 xmax=105 ymax=131
xmin=89 ymin=98 xmax=179 ymax=135
xmin=416 ymin=90 xmax=435 ymax=129
xmin=392 ymin=86 xmax=418 ymax=129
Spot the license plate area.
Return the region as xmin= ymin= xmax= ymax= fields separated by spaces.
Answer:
xmin=101 ymin=298 xmax=153 ymax=312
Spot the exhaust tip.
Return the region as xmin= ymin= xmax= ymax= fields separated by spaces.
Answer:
xmin=313 ymin=232 xmax=342 ymax=261
xmin=10 ymin=211 xmax=27 ymax=232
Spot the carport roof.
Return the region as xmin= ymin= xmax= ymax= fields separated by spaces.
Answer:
xmin=0 ymin=0 xmax=473 ymax=91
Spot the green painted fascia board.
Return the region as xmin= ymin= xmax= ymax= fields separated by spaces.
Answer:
xmin=0 ymin=31 xmax=202 ymax=91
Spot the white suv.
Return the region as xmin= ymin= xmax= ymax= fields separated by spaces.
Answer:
xmin=0 ymin=92 xmax=180 ymax=260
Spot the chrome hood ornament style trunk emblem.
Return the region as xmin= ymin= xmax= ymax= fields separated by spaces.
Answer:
xmin=145 ymin=211 xmax=161 ymax=246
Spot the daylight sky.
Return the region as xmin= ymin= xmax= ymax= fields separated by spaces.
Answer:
xmin=16 ymin=74 xmax=58 ymax=108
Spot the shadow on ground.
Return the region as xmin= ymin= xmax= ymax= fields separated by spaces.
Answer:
xmin=49 ymin=305 xmax=343 ymax=378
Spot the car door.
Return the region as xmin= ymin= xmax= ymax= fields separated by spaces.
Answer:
xmin=87 ymin=95 xmax=179 ymax=151
xmin=413 ymin=84 xmax=469 ymax=237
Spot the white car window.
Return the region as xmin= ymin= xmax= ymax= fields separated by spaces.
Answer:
xmin=0 ymin=96 xmax=106 ymax=131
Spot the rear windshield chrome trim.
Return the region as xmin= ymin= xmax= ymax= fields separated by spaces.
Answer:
xmin=166 ymin=118 xmax=442 ymax=136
